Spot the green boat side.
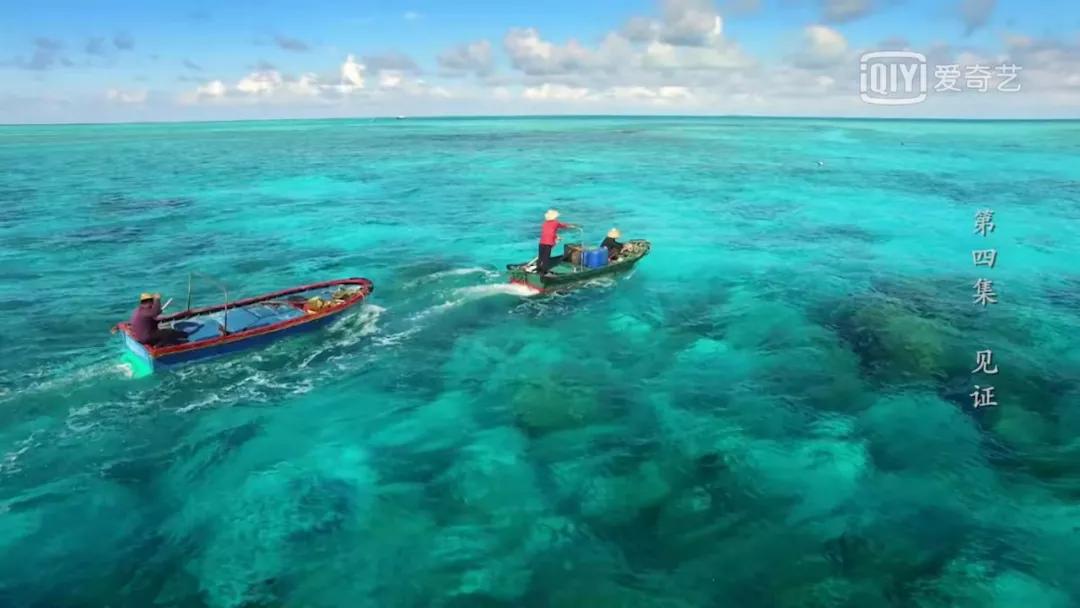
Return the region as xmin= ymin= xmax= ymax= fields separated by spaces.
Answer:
xmin=507 ymin=239 xmax=651 ymax=292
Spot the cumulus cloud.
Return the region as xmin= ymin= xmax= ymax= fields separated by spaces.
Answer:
xmin=438 ymin=40 xmax=494 ymax=77
xmin=822 ymin=0 xmax=874 ymax=23
xmin=805 ymin=25 xmax=848 ymax=59
xmin=195 ymin=80 xmax=227 ymax=98
xmin=623 ymin=0 xmax=724 ymax=47
xmin=127 ymin=0 xmax=1080 ymax=119
xmin=181 ymin=53 xmax=463 ymax=109
xmin=523 ymin=83 xmax=591 ymax=101
xmin=362 ymin=52 xmax=420 ymax=74
xmin=275 ymin=35 xmax=310 ymax=52
xmin=501 ymin=8 xmax=750 ymax=85
xmin=959 ymin=0 xmax=995 ymax=35
xmin=340 ymin=54 xmax=365 ymax=88
xmin=504 ymin=28 xmax=596 ymax=76
xmin=520 ymin=82 xmax=699 ymax=108
xmin=641 ymin=38 xmax=750 ymax=71
xmin=188 ymin=69 xmax=325 ymax=102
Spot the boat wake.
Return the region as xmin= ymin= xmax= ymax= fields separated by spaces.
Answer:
xmin=299 ymin=304 xmax=386 ymax=368
xmin=0 ymin=357 xmax=136 ymax=406
xmin=410 ymin=283 xmax=536 ymax=321
xmin=401 ymin=266 xmax=498 ymax=289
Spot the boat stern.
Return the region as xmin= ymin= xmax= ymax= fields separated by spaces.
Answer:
xmin=119 ymin=330 xmax=157 ymax=372
xmin=508 ymin=268 xmax=546 ymax=293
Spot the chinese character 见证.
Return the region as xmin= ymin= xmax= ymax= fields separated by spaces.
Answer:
xmin=970 ymin=385 xmax=998 ymax=408
xmin=972 ymin=349 xmax=999 ymax=374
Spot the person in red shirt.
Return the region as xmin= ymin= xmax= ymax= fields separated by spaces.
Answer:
xmin=538 ymin=209 xmax=578 ymax=274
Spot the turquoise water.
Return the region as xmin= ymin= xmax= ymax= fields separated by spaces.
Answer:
xmin=2 ymin=117 xmax=1079 ymax=607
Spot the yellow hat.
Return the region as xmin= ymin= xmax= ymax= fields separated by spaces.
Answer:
xmin=545 ymin=209 xmax=559 ymax=221
xmin=607 ymin=228 xmax=621 ymax=238
xmin=139 ymin=292 xmax=155 ymax=302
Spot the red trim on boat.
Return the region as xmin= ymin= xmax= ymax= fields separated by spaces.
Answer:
xmin=116 ymin=277 xmax=373 ymax=360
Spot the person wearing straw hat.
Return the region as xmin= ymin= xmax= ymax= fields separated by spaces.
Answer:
xmin=600 ymin=228 xmax=624 ymax=260
xmin=537 ymin=209 xmax=578 ymax=275
xmin=129 ymin=292 xmax=187 ymax=347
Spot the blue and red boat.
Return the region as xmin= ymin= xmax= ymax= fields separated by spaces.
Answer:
xmin=114 ymin=277 xmax=374 ymax=371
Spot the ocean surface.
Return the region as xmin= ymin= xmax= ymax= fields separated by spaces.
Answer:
xmin=1 ymin=116 xmax=1079 ymax=607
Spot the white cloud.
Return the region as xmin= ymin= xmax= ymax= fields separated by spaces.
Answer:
xmin=523 ymin=83 xmax=591 ymax=101
xmin=195 ymin=80 xmax=226 ymax=98
xmin=519 ymin=81 xmax=697 ymax=106
xmin=788 ymin=25 xmax=849 ymax=69
xmin=340 ymin=54 xmax=365 ymax=88
xmin=158 ymin=0 xmax=1078 ymax=119
xmin=180 ymin=54 xmax=466 ymax=108
xmin=806 ymin=25 xmax=847 ymax=60
xmin=236 ymin=70 xmax=283 ymax=95
xmin=504 ymin=28 xmax=595 ymax=75
xmin=438 ymin=40 xmax=495 ymax=76
xmin=106 ymin=88 xmax=147 ymax=104
xmin=606 ymin=85 xmax=696 ymax=105
xmin=186 ymin=59 xmax=357 ymax=104
xmin=379 ymin=70 xmax=404 ymax=89
xmin=625 ymin=0 xmax=725 ymax=47
xmin=642 ymin=39 xmax=750 ymax=70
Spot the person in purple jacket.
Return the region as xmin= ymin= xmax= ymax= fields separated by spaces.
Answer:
xmin=130 ymin=293 xmax=187 ymax=347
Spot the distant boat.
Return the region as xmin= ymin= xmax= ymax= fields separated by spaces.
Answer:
xmin=114 ymin=277 xmax=375 ymax=371
xmin=395 ymin=115 xmax=406 ymax=120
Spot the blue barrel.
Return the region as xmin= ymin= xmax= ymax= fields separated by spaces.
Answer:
xmin=583 ymin=248 xmax=608 ymax=268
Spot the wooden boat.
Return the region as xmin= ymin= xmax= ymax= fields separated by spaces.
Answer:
xmin=507 ymin=239 xmax=650 ymax=293
xmin=114 ymin=277 xmax=374 ymax=371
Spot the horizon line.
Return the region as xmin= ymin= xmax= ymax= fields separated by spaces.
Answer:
xmin=3 ymin=112 xmax=1080 ymax=128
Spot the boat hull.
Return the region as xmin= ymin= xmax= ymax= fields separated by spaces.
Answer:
xmin=507 ymin=240 xmax=650 ymax=293
xmin=115 ymin=277 xmax=374 ymax=371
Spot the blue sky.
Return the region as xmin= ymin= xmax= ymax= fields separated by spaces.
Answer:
xmin=2 ymin=0 xmax=1079 ymax=123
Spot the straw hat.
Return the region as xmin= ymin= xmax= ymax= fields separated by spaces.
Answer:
xmin=139 ymin=292 xmax=156 ymax=302
xmin=544 ymin=209 xmax=559 ymax=221
xmin=607 ymin=228 xmax=621 ymax=239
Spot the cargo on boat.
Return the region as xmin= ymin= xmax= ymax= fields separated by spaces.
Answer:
xmin=507 ymin=239 xmax=650 ymax=293
xmin=114 ymin=276 xmax=374 ymax=371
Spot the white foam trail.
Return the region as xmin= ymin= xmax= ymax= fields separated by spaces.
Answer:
xmin=373 ymin=327 xmax=421 ymax=347
xmin=402 ymin=267 xmax=497 ymax=289
xmin=1 ymin=358 xmax=131 ymax=404
xmin=455 ymin=283 xmax=538 ymax=299
xmin=301 ymin=304 xmax=386 ymax=368
xmin=410 ymin=282 xmax=536 ymax=321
